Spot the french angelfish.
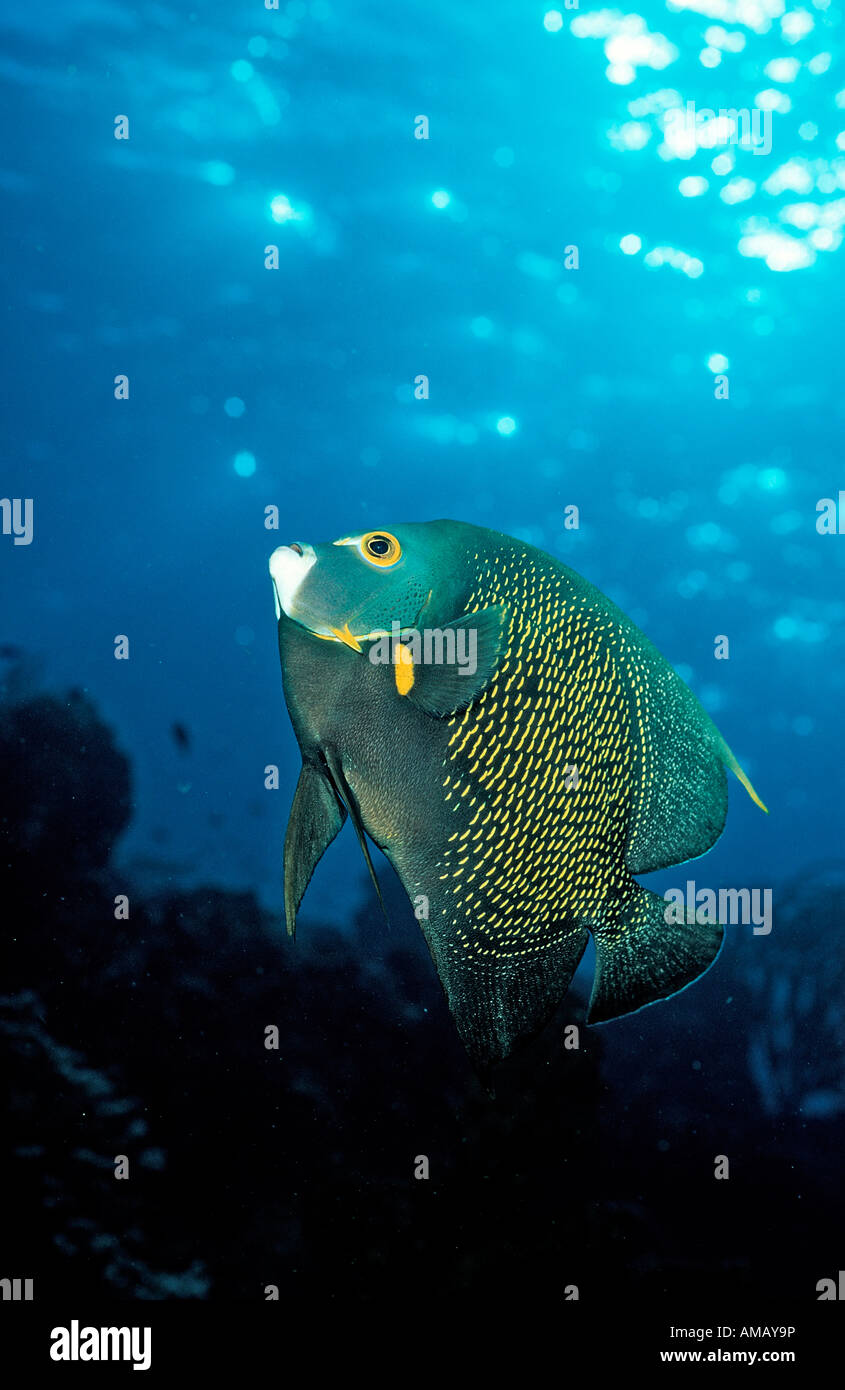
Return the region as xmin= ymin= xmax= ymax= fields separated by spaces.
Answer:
xmin=269 ymin=520 xmax=766 ymax=1069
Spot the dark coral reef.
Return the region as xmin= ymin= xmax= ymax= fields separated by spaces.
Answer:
xmin=1 ymin=682 xmax=842 ymax=1305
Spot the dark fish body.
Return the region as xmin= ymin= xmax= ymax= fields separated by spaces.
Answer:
xmin=272 ymin=520 xmax=765 ymax=1069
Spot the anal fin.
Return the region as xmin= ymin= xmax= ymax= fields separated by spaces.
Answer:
xmin=587 ymin=883 xmax=723 ymax=1024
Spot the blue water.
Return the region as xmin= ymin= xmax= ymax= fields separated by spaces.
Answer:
xmin=4 ymin=3 xmax=845 ymax=1326
xmin=2 ymin=0 xmax=843 ymax=912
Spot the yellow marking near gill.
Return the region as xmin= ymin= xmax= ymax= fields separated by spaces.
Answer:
xmin=394 ymin=642 xmax=415 ymax=696
xmin=331 ymin=624 xmax=363 ymax=652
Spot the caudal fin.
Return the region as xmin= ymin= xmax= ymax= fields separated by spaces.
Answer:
xmin=587 ymin=884 xmax=723 ymax=1024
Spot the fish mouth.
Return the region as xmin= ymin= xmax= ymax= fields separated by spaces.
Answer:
xmin=269 ymin=543 xmax=317 ymax=621
xmin=269 ymin=543 xmax=374 ymax=649
xmin=270 ymin=543 xmax=417 ymax=651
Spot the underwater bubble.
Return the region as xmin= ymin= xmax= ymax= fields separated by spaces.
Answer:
xmin=517 ymin=250 xmax=560 ymax=280
xmin=679 ymin=176 xmax=708 ymax=196
xmin=619 ymin=233 xmax=641 ymax=254
xmin=512 ymin=328 xmax=543 ymax=356
xmin=233 ymin=451 xmax=256 ymax=477
xmin=707 ymin=352 xmax=729 ymax=372
xmin=721 ymin=177 xmax=755 ymax=204
xmin=765 ymin=57 xmax=800 ymax=82
xmin=224 ymin=397 xmax=245 ymax=418
xmin=494 ymin=146 xmax=515 ymax=167
xmin=780 ymin=202 xmax=818 ymax=229
xmin=235 ymin=626 xmax=255 ymax=646
xmin=726 ymin=561 xmax=751 ymax=582
xmin=543 ymin=10 xmax=564 ymax=32
xmin=704 ymin=26 xmax=744 ymax=53
xmin=637 ymin=498 xmax=660 ymax=519
xmin=700 ymin=47 xmax=721 ymax=67
xmin=607 ymin=120 xmax=650 ymax=151
xmin=231 ymin=60 xmax=254 ymax=82
xmin=677 ymin=571 xmax=708 ymax=599
xmin=360 ymin=447 xmax=380 ymax=467
xmin=763 ymin=159 xmax=813 ymax=195
xmin=757 ymin=467 xmax=787 ymax=491
xmin=200 ymin=161 xmax=235 ymax=187
xmin=431 ymin=190 xmax=451 ymax=209
xmin=607 ymin=63 xmax=636 ymax=85
xmin=270 ymin=193 xmax=305 ymax=223
xmin=738 ymin=227 xmax=815 ymax=272
xmin=756 ymin=88 xmax=791 ymax=114
xmin=699 ymin=685 xmax=724 ymax=713
xmin=247 ymin=36 xmax=269 ymax=58
xmin=496 ymin=416 xmax=517 ymax=436
xmin=419 ymin=414 xmax=457 ymax=445
xmin=793 ymin=715 xmax=814 ymax=736
xmin=471 ymin=316 xmax=494 ymax=338
xmin=810 ymin=227 xmax=840 ymax=250
xmin=781 ymin=10 xmax=814 ymax=43
xmin=686 ymin=522 xmax=722 ymax=548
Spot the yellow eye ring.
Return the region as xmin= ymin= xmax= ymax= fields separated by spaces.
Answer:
xmin=359 ymin=531 xmax=402 ymax=567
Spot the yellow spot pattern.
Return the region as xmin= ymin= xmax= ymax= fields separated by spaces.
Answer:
xmin=432 ymin=544 xmax=655 ymax=970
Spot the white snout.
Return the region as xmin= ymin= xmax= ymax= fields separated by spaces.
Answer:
xmin=269 ymin=544 xmax=316 ymax=620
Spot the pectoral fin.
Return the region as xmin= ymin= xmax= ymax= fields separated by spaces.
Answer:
xmin=399 ymin=604 xmax=508 ymax=718
xmin=283 ymin=760 xmax=347 ymax=937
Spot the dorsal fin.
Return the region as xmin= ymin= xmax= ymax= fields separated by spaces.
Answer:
xmin=720 ymin=740 xmax=768 ymax=813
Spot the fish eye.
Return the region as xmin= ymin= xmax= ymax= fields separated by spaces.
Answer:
xmin=360 ymin=531 xmax=402 ymax=567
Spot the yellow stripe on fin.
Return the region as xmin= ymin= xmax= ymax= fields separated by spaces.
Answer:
xmin=395 ymin=643 xmax=414 ymax=696
xmin=722 ymin=744 xmax=768 ymax=813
